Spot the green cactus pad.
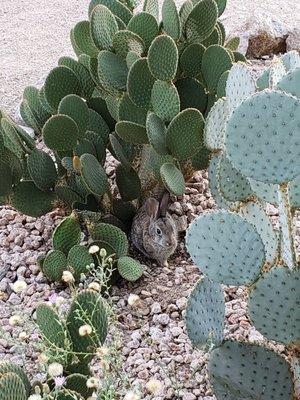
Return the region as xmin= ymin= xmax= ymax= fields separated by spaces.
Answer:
xmin=88 ymin=109 xmax=110 ymax=144
xmin=44 ymin=66 xmax=81 ymax=111
xmin=127 ymin=12 xmax=159 ymax=50
xmin=118 ymin=93 xmax=147 ymax=125
xmin=67 ymin=290 xmax=108 ymax=356
xmin=126 ymin=51 xmax=141 ymax=68
xmin=0 ymin=364 xmax=31 ymax=396
xmin=179 ymin=0 xmax=193 ymax=27
xmin=88 ymin=222 xmax=129 ymax=257
xmin=191 ymin=146 xmax=211 ymax=170
xmin=143 ymin=0 xmax=159 ymax=20
xmin=42 ymin=249 xmax=67 ymax=281
xmin=90 ymin=5 xmax=118 ymax=50
xmin=47 ymin=390 xmax=84 ymax=400
xmin=175 ymin=78 xmax=207 ymax=113
xmin=72 ymin=21 xmax=99 ymax=58
xmin=162 ymin=0 xmax=181 ymax=40
xmin=146 ymin=113 xmax=168 ymax=155
xmin=116 ymin=164 xmax=141 ymax=201
xmin=269 ymin=59 xmax=286 ymax=88
xmin=202 ymin=45 xmax=233 ymax=93
xmin=20 ymin=100 xmax=42 ymax=133
xmin=109 ymin=133 xmax=132 ymax=169
xmin=204 ymin=97 xmax=229 ymax=150
xmin=186 ymin=276 xmax=224 ymax=351
xmin=218 ymin=155 xmax=253 ymax=202
xmin=225 ymin=36 xmax=240 ymax=51
xmin=249 ymin=267 xmax=300 ymax=345
xmin=166 ymin=108 xmax=204 ymax=160
xmin=281 ymin=50 xmax=300 ymax=71
xmin=80 ymin=153 xmax=109 ymax=196
xmin=201 ymin=25 xmax=221 ymax=47
xmin=89 ymin=0 xmax=133 ymax=24
xmin=226 ymin=90 xmax=300 ymax=184
xmin=1 ymin=118 xmax=26 ymax=160
xmin=58 ymin=57 xmax=95 ymax=99
xmin=209 ymin=340 xmax=294 ymax=400
xmin=216 ymin=70 xmax=229 ymax=98
xmin=239 ymin=201 xmax=278 ymax=266
xmin=233 ymin=51 xmax=246 ymax=62
xmin=148 ymin=35 xmax=178 ymax=81
xmin=43 ymin=114 xmax=79 ymax=152
xmin=116 ymin=121 xmax=148 ymax=144
xmin=98 ymin=50 xmax=128 ymax=92
xmin=0 ymin=373 xmax=27 ymax=400
xmin=22 ymin=86 xmax=50 ymax=121
xmin=128 ymin=58 xmax=155 ymax=108
xmin=58 ymin=94 xmax=89 ymax=135
xmin=151 ymin=81 xmax=180 ymax=122
xmin=117 ymin=256 xmax=143 ymax=281
xmin=226 ymin=62 xmax=256 ymax=111
xmin=160 ymin=162 xmax=185 ymax=196
xmin=0 ymin=161 xmax=13 ymax=197
xmin=27 ymin=149 xmax=58 ymax=191
xmin=67 ymin=245 xmax=94 ymax=281
xmin=56 ymin=186 xmax=83 ymax=208
xmin=36 ymin=303 xmax=67 ymax=349
xmin=39 ymin=86 xmax=54 ymax=114
xmin=113 ymin=30 xmax=144 ymax=58
xmin=185 ymin=0 xmax=218 ymax=43
xmin=276 ymin=67 xmax=300 ymax=98
xmin=186 ymin=210 xmax=265 ymax=285
xmin=75 ymin=138 xmax=96 ymax=158
xmin=180 ymin=43 xmax=205 ymax=78
xmin=65 ymin=374 xmax=93 ymax=398
xmin=10 ymin=181 xmax=55 ymax=217
xmin=53 ymin=215 xmax=81 ymax=255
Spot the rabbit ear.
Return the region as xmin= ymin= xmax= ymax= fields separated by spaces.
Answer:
xmin=159 ymin=191 xmax=170 ymax=217
xmin=145 ymin=198 xmax=159 ymax=220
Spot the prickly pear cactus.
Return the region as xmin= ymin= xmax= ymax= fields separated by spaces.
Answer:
xmin=185 ymin=59 xmax=300 ymax=399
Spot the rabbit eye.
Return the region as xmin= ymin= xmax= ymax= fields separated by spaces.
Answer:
xmin=156 ymin=228 xmax=162 ymax=235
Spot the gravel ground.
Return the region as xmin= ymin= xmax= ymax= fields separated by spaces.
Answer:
xmin=0 ymin=1 xmax=299 ymax=399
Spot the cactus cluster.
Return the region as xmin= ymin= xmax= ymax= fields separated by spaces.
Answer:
xmin=0 ymin=289 xmax=108 ymax=400
xmin=185 ymin=51 xmax=300 ymax=399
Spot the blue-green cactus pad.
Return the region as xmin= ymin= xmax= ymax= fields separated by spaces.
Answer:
xmin=186 ymin=276 xmax=224 ymax=351
xmin=276 ymin=67 xmax=300 ymax=98
xmin=248 ymin=266 xmax=300 ymax=345
xmin=226 ymin=90 xmax=300 ymax=184
xmin=209 ymin=340 xmax=294 ymax=400
xmin=186 ymin=210 xmax=265 ymax=285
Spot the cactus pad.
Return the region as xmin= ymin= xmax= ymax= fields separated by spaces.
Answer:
xmin=118 ymin=93 xmax=147 ymax=125
xmin=58 ymin=94 xmax=89 ymax=135
xmin=36 ymin=303 xmax=67 ymax=350
xmin=186 ymin=276 xmax=224 ymax=351
xmin=160 ymin=162 xmax=185 ymax=196
xmin=204 ymin=97 xmax=229 ymax=150
xmin=67 ymin=290 xmax=108 ymax=357
xmin=42 ymin=249 xmax=67 ymax=281
xmin=116 ymin=164 xmax=141 ymax=201
xmin=80 ymin=153 xmax=109 ymax=196
xmin=91 ymin=5 xmax=118 ymax=50
xmin=148 ymin=35 xmax=178 ymax=81
xmin=44 ymin=66 xmax=81 ymax=111
xmin=151 ymin=81 xmax=180 ymax=122
xmin=117 ymin=256 xmax=143 ymax=281
xmin=27 ymin=149 xmax=58 ymax=191
xmin=127 ymin=12 xmax=159 ymax=50
xmin=180 ymin=43 xmax=205 ymax=78
xmin=146 ymin=113 xmax=168 ymax=155
xmin=98 ymin=50 xmax=128 ymax=92
xmin=67 ymin=245 xmax=94 ymax=281
xmin=88 ymin=222 xmax=129 ymax=257
xmin=162 ymin=0 xmax=181 ymax=40
xmin=0 ymin=373 xmax=27 ymax=400
xmin=116 ymin=121 xmax=148 ymax=144
xmin=52 ymin=215 xmax=81 ymax=255
xmin=226 ymin=62 xmax=256 ymax=111
xmin=113 ymin=30 xmax=144 ymax=58
xmin=281 ymin=50 xmax=300 ymax=71
xmin=226 ymin=90 xmax=300 ymax=184
xmin=143 ymin=0 xmax=159 ymax=20
xmin=65 ymin=374 xmax=92 ymax=398
xmin=166 ymin=108 xmax=204 ymax=160
xmin=89 ymin=0 xmax=133 ymax=24
xmin=186 ymin=211 xmax=265 ymax=285
xmin=43 ymin=115 xmax=79 ymax=152
xmin=249 ymin=267 xmax=300 ymax=345
xmin=175 ymin=78 xmax=207 ymax=113
xmin=185 ymin=0 xmax=218 ymax=43
xmin=128 ymin=58 xmax=155 ymax=108
xmin=72 ymin=21 xmax=99 ymax=58
xmin=88 ymin=109 xmax=110 ymax=144
xmin=276 ymin=67 xmax=300 ymax=98
xmin=202 ymin=45 xmax=233 ymax=93
xmin=0 ymin=364 xmax=30 ymax=396
xmin=209 ymin=340 xmax=294 ymax=400
xmin=11 ymin=181 xmax=55 ymax=217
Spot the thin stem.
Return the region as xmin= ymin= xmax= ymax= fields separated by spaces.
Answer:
xmin=278 ymin=183 xmax=296 ymax=270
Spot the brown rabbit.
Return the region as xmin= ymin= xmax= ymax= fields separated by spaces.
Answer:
xmin=131 ymin=192 xmax=178 ymax=267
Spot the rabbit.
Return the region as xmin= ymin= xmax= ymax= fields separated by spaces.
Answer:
xmin=131 ymin=191 xmax=178 ymax=267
